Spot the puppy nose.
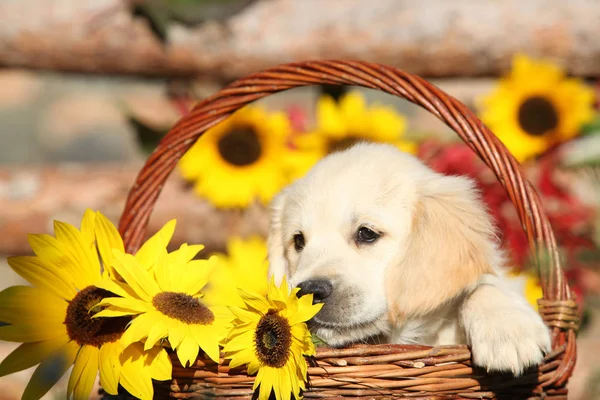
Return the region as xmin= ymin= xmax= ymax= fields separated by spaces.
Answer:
xmin=296 ymin=280 xmax=333 ymax=303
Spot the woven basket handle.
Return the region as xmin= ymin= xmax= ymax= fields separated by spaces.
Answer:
xmin=118 ymin=60 xmax=571 ymax=305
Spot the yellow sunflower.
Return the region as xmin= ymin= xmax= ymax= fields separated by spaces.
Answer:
xmin=289 ymin=91 xmax=416 ymax=179
xmin=0 ymin=210 xmax=172 ymax=400
xmin=508 ymin=270 xmax=544 ymax=311
xmin=203 ymin=236 xmax=269 ymax=308
xmin=94 ymin=243 xmax=233 ymax=368
xmin=479 ymin=54 xmax=596 ymax=162
xmin=178 ymin=106 xmax=294 ymax=209
xmin=223 ymin=278 xmax=323 ymax=400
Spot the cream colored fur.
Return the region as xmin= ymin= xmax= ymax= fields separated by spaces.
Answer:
xmin=268 ymin=142 xmax=551 ymax=376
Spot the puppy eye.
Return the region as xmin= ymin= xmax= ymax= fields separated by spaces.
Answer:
xmin=357 ymin=226 xmax=380 ymax=244
xmin=293 ymin=233 xmax=305 ymax=252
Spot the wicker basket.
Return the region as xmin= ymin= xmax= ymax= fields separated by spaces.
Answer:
xmin=116 ymin=60 xmax=579 ymax=399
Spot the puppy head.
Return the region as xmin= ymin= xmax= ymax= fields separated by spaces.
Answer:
xmin=268 ymin=143 xmax=498 ymax=346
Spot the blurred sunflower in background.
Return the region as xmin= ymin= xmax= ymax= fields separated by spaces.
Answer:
xmin=479 ymin=54 xmax=596 ymax=162
xmin=0 ymin=210 xmax=172 ymax=400
xmin=289 ymin=91 xmax=416 ymax=179
xmin=508 ymin=270 xmax=544 ymax=311
xmin=223 ymin=278 xmax=322 ymax=400
xmin=203 ymin=236 xmax=269 ymax=307
xmin=178 ymin=106 xmax=294 ymax=209
xmin=95 ymin=241 xmax=233 ymax=368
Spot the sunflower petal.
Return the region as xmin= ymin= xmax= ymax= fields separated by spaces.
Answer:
xmin=146 ymin=346 xmax=172 ymax=381
xmin=0 ymin=285 xmax=67 ymax=326
xmin=287 ymin=361 xmax=300 ymax=399
xmin=27 ymin=234 xmax=64 ymax=263
xmin=168 ymin=243 xmax=205 ymax=265
xmin=257 ymin=367 xmax=275 ymax=400
xmin=227 ymin=347 xmax=256 ymax=370
xmin=0 ymin=335 xmax=69 ymax=377
xmin=120 ymin=369 xmax=153 ymax=400
xmin=246 ymin=357 xmax=262 ymax=376
xmin=288 ymin=298 xmax=322 ymax=325
xmin=97 ymin=296 xmax=150 ymax=314
xmin=229 ymin=306 xmax=260 ymax=322
xmin=120 ymin=344 xmax=154 ymax=400
xmin=222 ymin=332 xmax=254 ymax=353
xmin=120 ymin=312 xmax=156 ymax=346
xmin=67 ymin=344 xmax=97 ymax=398
xmin=93 ymin=277 xmax=138 ymax=299
xmin=134 ymin=219 xmax=177 ymax=269
xmin=227 ymin=354 xmax=247 ymax=370
xmin=153 ymin=248 xmax=172 ymax=292
xmin=22 ymin=340 xmax=79 ymax=400
xmin=7 ymin=256 xmax=76 ymax=300
xmin=79 ymin=209 xmax=97 ymax=247
xmin=73 ymin=346 xmax=100 ymax=400
xmin=165 ymin=245 xmax=207 ymax=293
xmin=176 ymin=335 xmax=199 ymax=368
xmin=317 ymin=95 xmax=346 ymax=136
xmin=53 ymin=220 xmax=101 ymax=284
xmin=339 ymin=91 xmax=367 ymax=131
xmin=190 ymin=326 xmax=220 ymax=363
xmin=183 ymin=258 xmax=215 ymax=294
xmin=253 ymin=366 xmax=263 ymax=391
xmin=0 ymin=321 xmax=66 ymax=343
xmin=144 ymin=322 xmax=168 ymax=351
xmin=94 ymin=211 xmax=125 ymax=277
xmin=167 ymin=321 xmax=186 ymax=349
xmin=93 ymin=306 xmax=140 ymax=319
xmin=98 ymin=341 xmax=122 ymax=396
xmin=277 ymin=365 xmax=291 ymax=400
xmin=111 ymin=251 xmax=160 ymax=301
xmin=203 ymin=270 xmax=242 ymax=308
xmin=238 ymin=290 xmax=270 ymax=313
xmin=27 ymin=234 xmax=88 ymax=290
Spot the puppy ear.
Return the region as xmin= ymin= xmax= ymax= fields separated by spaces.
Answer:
xmin=387 ymin=175 xmax=499 ymax=321
xmin=267 ymin=190 xmax=289 ymax=285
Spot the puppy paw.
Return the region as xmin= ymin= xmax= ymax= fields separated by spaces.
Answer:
xmin=467 ymin=305 xmax=551 ymax=376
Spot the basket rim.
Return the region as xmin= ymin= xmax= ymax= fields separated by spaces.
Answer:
xmin=160 ymin=342 xmax=569 ymax=397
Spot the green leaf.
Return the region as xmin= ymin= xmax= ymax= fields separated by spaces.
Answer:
xmin=310 ymin=334 xmax=328 ymax=347
xmin=580 ymin=113 xmax=600 ymax=136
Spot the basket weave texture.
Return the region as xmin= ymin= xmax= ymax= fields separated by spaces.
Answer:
xmin=117 ymin=60 xmax=579 ymax=399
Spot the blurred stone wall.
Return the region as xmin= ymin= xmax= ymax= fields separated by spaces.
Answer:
xmin=2 ymin=0 xmax=600 ymax=78
xmin=0 ymin=67 xmax=497 ymax=254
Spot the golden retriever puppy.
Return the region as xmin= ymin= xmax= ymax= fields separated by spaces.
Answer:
xmin=267 ymin=142 xmax=551 ymax=376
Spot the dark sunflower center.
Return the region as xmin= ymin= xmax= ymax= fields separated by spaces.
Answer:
xmin=255 ymin=310 xmax=291 ymax=368
xmin=517 ymin=96 xmax=559 ymax=136
xmin=217 ymin=127 xmax=262 ymax=166
xmin=152 ymin=292 xmax=214 ymax=325
xmin=327 ymin=136 xmax=364 ymax=154
xmin=64 ymin=286 xmax=129 ymax=348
